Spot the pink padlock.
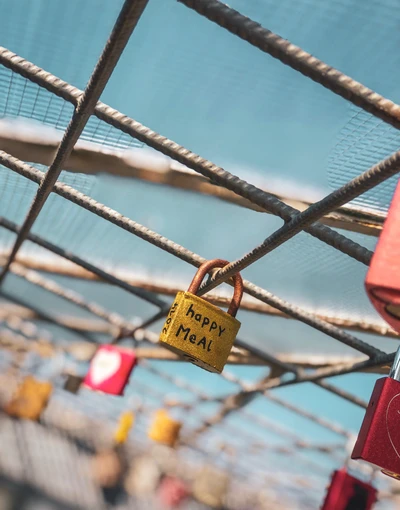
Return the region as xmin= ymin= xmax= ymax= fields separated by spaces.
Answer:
xmin=365 ymin=178 xmax=400 ymax=333
xmin=83 ymin=345 xmax=136 ymax=395
xmin=158 ymin=476 xmax=189 ymax=508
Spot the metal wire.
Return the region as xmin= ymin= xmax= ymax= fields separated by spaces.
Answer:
xmin=0 ymin=289 xmax=97 ymax=343
xmin=0 ymin=151 xmax=382 ymax=358
xmin=4 ymin=257 xmax=371 ymax=409
xmin=0 ymin=0 xmax=399 ymax=491
xmin=136 ymin=381 xmax=275 ymax=464
xmin=177 ymin=0 xmax=400 ymax=129
xmin=9 ymin=262 xmax=130 ymax=330
xmin=198 ymin=149 xmax=400 ymax=289
xmin=0 ymin=216 xmax=165 ymax=309
xmin=0 ymin=0 xmax=150 ymax=284
xmin=0 ymin=47 xmax=375 ymax=267
xmin=234 ymin=339 xmax=368 ymax=409
xmin=2 ymin=258 xmax=394 ymax=339
xmin=139 ymin=358 xmax=350 ymax=440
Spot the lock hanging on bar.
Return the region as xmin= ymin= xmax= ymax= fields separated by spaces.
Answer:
xmin=321 ymin=467 xmax=377 ymax=510
xmin=83 ymin=344 xmax=137 ymax=396
xmin=352 ymin=346 xmax=400 ymax=480
xmin=148 ymin=409 xmax=182 ymax=447
xmin=5 ymin=376 xmax=52 ymax=421
xmin=114 ymin=411 xmax=135 ymax=445
xmin=63 ymin=373 xmax=84 ymax=394
xmin=192 ymin=465 xmax=229 ymax=509
xmin=158 ymin=476 xmax=189 ymax=508
xmin=365 ymin=179 xmax=400 ymax=333
xmin=159 ymin=259 xmax=243 ymax=373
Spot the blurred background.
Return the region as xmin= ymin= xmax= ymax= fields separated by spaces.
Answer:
xmin=0 ymin=0 xmax=399 ymax=508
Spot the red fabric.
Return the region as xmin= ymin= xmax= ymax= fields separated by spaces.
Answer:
xmin=83 ymin=345 xmax=136 ymax=395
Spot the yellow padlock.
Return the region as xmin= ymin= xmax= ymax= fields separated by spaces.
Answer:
xmin=159 ymin=259 xmax=243 ymax=373
xmin=192 ymin=465 xmax=229 ymax=508
xmin=148 ymin=409 xmax=182 ymax=447
xmin=114 ymin=411 xmax=135 ymax=444
xmin=5 ymin=376 xmax=52 ymax=421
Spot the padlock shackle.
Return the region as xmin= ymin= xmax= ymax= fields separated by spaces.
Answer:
xmin=188 ymin=259 xmax=243 ymax=317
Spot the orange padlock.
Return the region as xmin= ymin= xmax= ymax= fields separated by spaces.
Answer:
xmin=5 ymin=376 xmax=52 ymax=421
xmin=148 ymin=409 xmax=182 ymax=447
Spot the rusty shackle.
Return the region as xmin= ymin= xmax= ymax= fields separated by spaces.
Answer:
xmin=188 ymin=259 xmax=243 ymax=318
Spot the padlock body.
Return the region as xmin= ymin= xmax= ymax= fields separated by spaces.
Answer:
xmin=63 ymin=374 xmax=84 ymax=394
xmin=321 ymin=468 xmax=377 ymax=510
xmin=114 ymin=411 xmax=135 ymax=444
xmin=158 ymin=476 xmax=188 ymax=508
xmin=5 ymin=376 xmax=52 ymax=421
xmin=159 ymin=292 xmax=241 ymax=373
xmin=365 ymin=179 xmax=400 ymax=333
xmin=83 ymin=345 xmax=136 ymax=395
xmin=192 ymin=466 xmax=229 ymax=508
xmin=352 ymin=376 xmax=400 ymax=479
xmin=148 ymin=409 xmax=181 ymax=447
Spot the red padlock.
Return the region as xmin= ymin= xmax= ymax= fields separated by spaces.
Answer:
xmin=352 ymin=347 xmax=400 ymax=479
xmin=365 ymin=178 xmax=400 ymax=332
xmin=158 ymin=476 xmax=188 ymax=508
xmin=83 ymin=344 xmax=136 ymax=396
xmin=321 ymin=467 xmax=377 ymax=510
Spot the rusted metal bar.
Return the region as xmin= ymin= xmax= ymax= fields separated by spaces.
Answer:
xmin=2 ymin=248 xmax=395 ymax=338
xmin=0 ymin=126 xmax=384 ymax=236
xmin=0 ymin=152 xmax=381 ymax=358
xmin=0 ymin=0 xmax=149 ymax=284
xmin=178 ymin=0 xmax=400 ymax=129
xmin=0 ymin=47 xmax=375 ymax=265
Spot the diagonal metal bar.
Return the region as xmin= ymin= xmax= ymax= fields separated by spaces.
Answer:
xmin=2 ymin=253 xmax=395 ymax=339
xmin=235 ymin=339 xmax=368 ymax=408
xmin=198 ymin=151 xmax=400 ymax=292
xmin=241 ymin=409 xmax=342 ymax=448
xmin=8 ymin=262 xmax=133 ymax=331
xmin=138 ymin=358 xmax=350 ymax=443
xmin=0 ymin=0 xmax=149 ymax=285
xmin=264 ymin=392 xmax=352 ymax=438
xmin=0 ymin=216 xmax=165 ymax=308
xmin=192 ymin=386 xmax=351 ymax=439
xmin=0 ymin=121 xmax=385 ymax=237
xmin=187 ymin=365 xmax=353 ymax=438
xmin=178 ymin=0 xmax=400 ymax=129
xmin=0 ymin=247 xmax=395 ymax=340
xmin=202 ymin=381 xmax=353 ymax=439
xmin=0 ymin=47 xmax=374 ymax=266
xmin=190 ymin=345 xmax=371 ymax=437
xmin=0 ymin=152 xmax=382 ymax=357
xmin=0 ymin=290 xmax=97 ymax=343
xmin=262 ymin=351 xmax=395 ymax=389
xmin=313 ymin=379 xmax=369 ymax=409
